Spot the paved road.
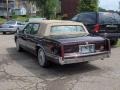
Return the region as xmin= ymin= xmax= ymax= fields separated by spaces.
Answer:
xmin=0 ymin=34 xmax=120 ymax=90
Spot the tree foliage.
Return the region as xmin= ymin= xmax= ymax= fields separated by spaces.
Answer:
xmin=99 ymin=7 xmax=107 ymax=12
xmin=28 ymin=0 xmax=59 ymax=19
xmin=77 ymin=0 xmax=99 ymax=12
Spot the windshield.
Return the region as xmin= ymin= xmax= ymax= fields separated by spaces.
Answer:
xmin=50 ymin=25 xmax=86 ymax=35
xmin=113 ymin=13 xmax=120 ymax=24
xmin=6 ymin=21 xmax=16 ymax=25
xmin=99 ymin=12 xmax=120 ymax=24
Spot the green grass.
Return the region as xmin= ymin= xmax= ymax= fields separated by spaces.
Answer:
xmin=12 ymin=16 xmax=28 ymax=22
xmin=0 ymin=18 xmax=6 ymax=24
xmin=116 ymin=39 xmax=120 ymax=47
xmin=0 ymin=16 xmax=28 ymax=24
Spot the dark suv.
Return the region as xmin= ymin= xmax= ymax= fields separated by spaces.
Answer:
xmin=72 ymin=12 xmax=120 ymax=45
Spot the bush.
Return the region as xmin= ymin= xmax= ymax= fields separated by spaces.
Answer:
xmin=0 ymin=18 xmax=6 ymax=24
xmin=12 ymin=16 xmax=28 ymax=22
xmin=116 ymin=39 xmax=120 ymax=47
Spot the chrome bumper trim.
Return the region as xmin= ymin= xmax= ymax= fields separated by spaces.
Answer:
xmin=59 ymin=52 xmax=110 ymax=65
xmin=64 ymin=51 xmax=110 ymax=58
xmin=0 ymin=28 xmax=16 ymax=32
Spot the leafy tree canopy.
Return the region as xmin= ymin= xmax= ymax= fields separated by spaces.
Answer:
xmin=77 ymin=0 xmax=99 ymax=12
xmin=28 ymin=0 xmax=59 ymax=19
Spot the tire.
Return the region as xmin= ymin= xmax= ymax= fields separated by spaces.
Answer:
xmin=3 ymin=32 xmax=6 ymax=34
xmin=37 ymin=48 xmax=49 ymax=67
xmin=81 ymin=61 xmax=89 ymax=64
xmin=16 ymin=39 xmax=23 ymax=52
xmin=16 ymin=28 xmax=19 ymax=33
xmin=110 ymin=39 xmax=118 ymax=46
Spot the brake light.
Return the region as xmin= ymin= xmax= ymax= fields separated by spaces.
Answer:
xmin=93 ymin=24 xmax=100 ymax=33
xmin=48 ymin=43 xmax=63 ymax=57
xmin=64 ymin=45 xmax=79 ymax=53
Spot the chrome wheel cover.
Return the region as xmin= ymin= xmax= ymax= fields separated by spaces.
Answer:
xmin=38 ymin=49 xmax=45 ymax=66
xmin=16 ymin=40 xmax=20 ymax=51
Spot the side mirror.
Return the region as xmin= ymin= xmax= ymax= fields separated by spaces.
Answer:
xmin=17 ymin=29 xmax=23 ymax=33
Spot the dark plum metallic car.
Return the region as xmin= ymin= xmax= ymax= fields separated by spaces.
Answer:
xmin=15 ymin=20 xmax=111 ymax=67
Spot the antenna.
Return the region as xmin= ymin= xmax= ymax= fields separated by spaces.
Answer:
xmin=119 ymin=1 xmax=120 ymax=12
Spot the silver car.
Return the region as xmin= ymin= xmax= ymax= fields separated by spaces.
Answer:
xmin=0 ymin=20 xmax=25 ymax=34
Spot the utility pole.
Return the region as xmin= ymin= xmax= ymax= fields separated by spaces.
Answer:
xmin=6 ymin=0 xmax=9 ymax=20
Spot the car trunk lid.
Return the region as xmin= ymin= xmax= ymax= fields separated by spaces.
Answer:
xmin=47 ymin=35 xmax=104 ymax=44
xmin=98 ymin=12 xmax=120 ymax=33
xmin=98 ymin=24 xmax=120 ymax=33
xmin=46 ymin=35 xmax=106 ymax=55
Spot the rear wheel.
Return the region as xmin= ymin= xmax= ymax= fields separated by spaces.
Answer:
xmin=81 ymin=61 xmax=89 ymax=64
xmin=16 ymin=28 xmax=19 ymax=33
xmin=3 ymin=32 xmax=6 ymax=34
xmin=37 ymin=48 xmax=49 ymax=67
xmin=16 ymin=39 xmax=23 ymax=52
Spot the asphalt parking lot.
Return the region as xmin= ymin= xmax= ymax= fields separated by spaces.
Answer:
xmin=0 ymin=34 xmax=120 ymax=90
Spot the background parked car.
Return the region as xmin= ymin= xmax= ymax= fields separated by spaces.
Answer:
xmin=72 ymin=12 xmax=120 ymax=45
xmin=0 ymin=20 xmax=25 ymax=34
xmin=25 ymin=18 xmax=46 ymax=22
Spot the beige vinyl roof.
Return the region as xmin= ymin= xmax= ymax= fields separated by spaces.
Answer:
xmin=30 ymin=20 xmax=83 ymax=25
xmin=31 ymin=20 xmax=89 ymax=36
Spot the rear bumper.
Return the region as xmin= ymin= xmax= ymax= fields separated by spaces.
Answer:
xmin=98 ymin=33 xmax=120 ymax=39
xmin=47 ymin=51 xmax=110 ymax=65
xmin=59 ymin=51 xmax=110 ymax=65
xmin=0 ymin=28 xmax=16 ymax=32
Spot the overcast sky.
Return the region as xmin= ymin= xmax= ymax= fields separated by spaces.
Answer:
xmin=99 ymin=0 xmax=120 ymax=11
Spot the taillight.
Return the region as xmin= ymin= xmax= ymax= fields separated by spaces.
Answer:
xmin=93 ymin=24 xmax=100 ymax=33
xmin=64 ymin=45 xmax=79 ymax=53
xmin=48 ymin=43 xmax=62 ymax=56
xmin=100 ymin=45 xmax=105 ymax=51
xmin=105 ymin=39 xmax=111 ymax=51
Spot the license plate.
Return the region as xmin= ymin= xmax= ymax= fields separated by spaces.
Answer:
xmin=79 ymin=44 xmax=95 ymax=54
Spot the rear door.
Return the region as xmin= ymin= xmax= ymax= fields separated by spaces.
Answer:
xmin=18 ymin=23 xmax=33 ymax=49
xmin=25 ymin=23 xmax=40 ymax=54
xmin=98 ymin=12 xmax=120 ymax=33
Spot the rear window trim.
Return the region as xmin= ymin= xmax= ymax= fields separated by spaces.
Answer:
xmin=50 ymin=25 xmax=87 ymax=36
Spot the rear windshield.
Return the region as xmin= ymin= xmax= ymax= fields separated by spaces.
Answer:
xmin=50 ymin=25 xmax=86 ymax=35
xmin=99 ymin=12 xmax=120 ymax=24
xmin=72 ymin=12 xmax=96 ymax=24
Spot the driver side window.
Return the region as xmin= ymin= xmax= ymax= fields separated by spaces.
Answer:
xmin=24 ymin=23 xmax=33 ymax=34
xmin=30 ymin=23 xmax=40 ymax=35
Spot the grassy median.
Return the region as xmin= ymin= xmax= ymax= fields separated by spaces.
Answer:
xmin=0 ymin=18 xmax=6 ymax=24
xmin=116 ymin=39 xmax=120 ymax=47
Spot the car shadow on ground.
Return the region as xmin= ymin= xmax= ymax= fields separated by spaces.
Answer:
xmin=6 ymin=47 xmax=101 ymax=79
xmin=0 ymin=32 xmax=15 ymax=35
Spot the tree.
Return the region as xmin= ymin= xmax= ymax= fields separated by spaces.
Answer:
xmin=27 ymin=0 xmax=59 ymax=19
xmin=99 ymin=7 xmax=107 ymax=12
xmin=77 ymin=0 xmax=99 ymax=12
